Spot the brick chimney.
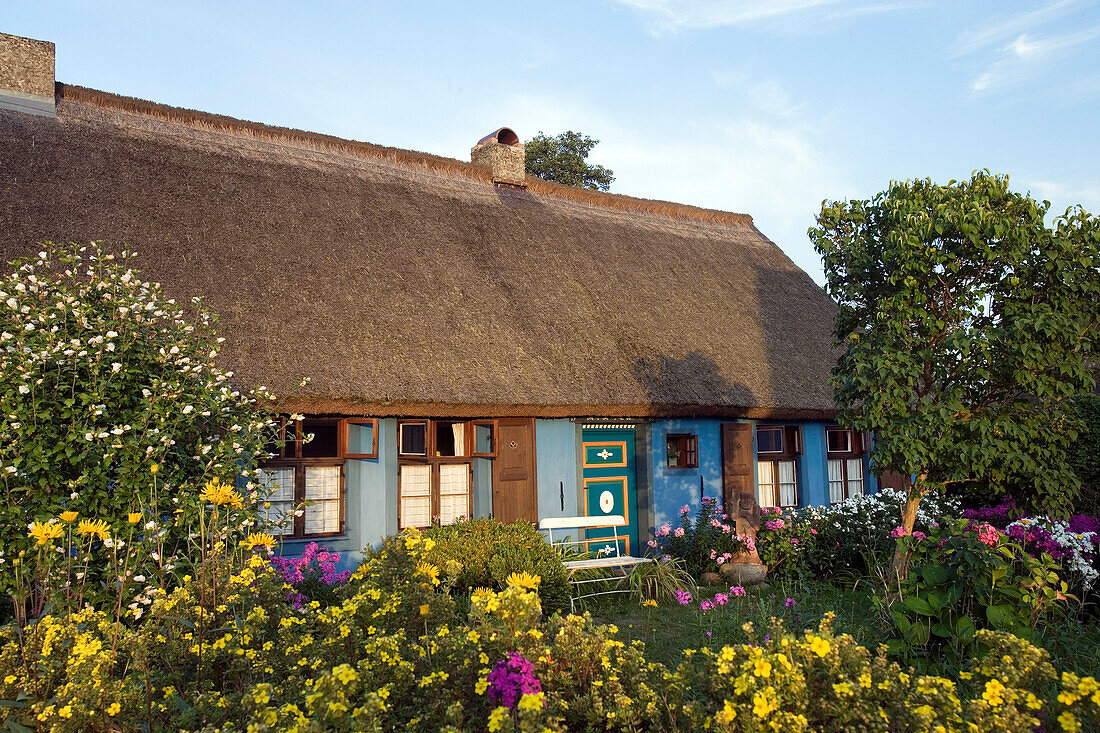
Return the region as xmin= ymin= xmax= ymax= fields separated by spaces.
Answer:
xmin=0 ymin=32 xmax=55 ymax=117
xmin=471 ymin=127 xmax=526 ymax=187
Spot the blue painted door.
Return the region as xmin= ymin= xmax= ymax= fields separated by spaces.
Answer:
xmin=581 ymin=427 xmax=638 ymax=555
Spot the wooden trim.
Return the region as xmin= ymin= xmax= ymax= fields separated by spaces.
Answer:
xmin=826 ymin=427 xmax=865 ymax=458
xmin=758 ymin=424 xmax=802 ymax=460
xmin=340 ymin=417 xmax=379 ymax=459
xmin=665 ymin=433 xmax=699 ymax=469
xmin=757 ymin=457 xmax=799 ymax=509
xmin=398 ymin=420 xmax=429 ymax=457
xmin=260 ymin=458 xmax=345 ymax=539
xmin=274 ymin=398 xmax=839 ymax=421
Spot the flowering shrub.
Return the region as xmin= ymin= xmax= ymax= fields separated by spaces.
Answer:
xmin=754 ymin=507 xmax=818 ymax=577
xmin=799 ymin=489 xmax=962 ymax=578
xmin=0 ymin=243 xmax=279 ymax=612
xmin=424 ymin=517 xmax=571 ymax=611
xmin=650 ymin=497 xmax=751 ymax=578
xmin=270 ymin=542 xmax=352 ymax=609
xmin=885 ymin=518 xmax=1071 ymax=664
xmin=1 ymin=535 xmax=1098 ymax=731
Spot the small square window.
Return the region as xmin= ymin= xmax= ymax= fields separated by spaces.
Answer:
xmin=827 ymin=428 xmax=852 ymax=454
xmin=399 ymin=422 xmax=428 ymax=456
xmin=471 ymin=421 xmax=497 ymax=458
xmin=757 ymin=427 xmax=784 ymax=454
xmin=301 ymin=420 xmax=339 ymax=458
xmin=666 ymin=434 xmax=699 ymax=469
xmin=341 ymin=418 xmax=378 ymax=459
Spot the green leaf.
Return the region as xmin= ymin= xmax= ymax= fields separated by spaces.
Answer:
xmin=903 ymin=596 xmax=934 ymax=616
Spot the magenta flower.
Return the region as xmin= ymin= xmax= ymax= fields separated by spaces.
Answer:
xmin=647 ymin=539 xmax=658 ymax=548
xmin=675 ymin=589 xmax=693 ymax=605
xmin=674 ymin=527 xmax=685 ymax=537
xmin=700 ymin=600 xmax=715 ymax=611
xmin=730 ymin=586 xmax=747 ymax=597
xmin=890 ymin=525 xmax=907 ymax=538
xmin=486 ymin=653 xmax=542 ymax=708
xmin=679 ymin=504 xmax=691 ymax=515
xmin=714 ymin=593 xmax=729 ymax=606
xmin=764 ymin=519 xmax=785 ymax=531
xmin=810 ymin=528 xmax=817 ymax=535
xmin=790 ymin=538 xmax=799 ymax=545
xmin=784 ymin=598 xmax=796 ymax=608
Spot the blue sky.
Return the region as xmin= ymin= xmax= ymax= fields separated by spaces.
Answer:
xmin=4 ymin=1 xmax=1099 ymax=282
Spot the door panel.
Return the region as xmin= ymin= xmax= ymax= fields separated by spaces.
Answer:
xmin=721 ymin=422 xmax=754 ymax=511
xmin=581 ymin=428 xmax=638 ymax=555
xmin=492 ymin=418 xmax=538 ymax=523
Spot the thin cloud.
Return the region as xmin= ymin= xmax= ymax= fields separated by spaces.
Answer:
xmin=953 ymin=0 xmax=1085 ymax=56
xmin=965 ymin=23 xmax=1100 ymax=94
xmin=611 ymin=0 xmax=916 ymax=34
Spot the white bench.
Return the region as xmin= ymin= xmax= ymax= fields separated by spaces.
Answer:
xmin=539 ymin=515 xmax=652 ymax=612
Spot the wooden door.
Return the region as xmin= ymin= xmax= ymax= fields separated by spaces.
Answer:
xmin=492 ymin=417 xmax=538 ymax=523
xmin=581 ymin=427 xmax=638 ymax=555
xmin=721 ymin=422 xmax=754 ymax=510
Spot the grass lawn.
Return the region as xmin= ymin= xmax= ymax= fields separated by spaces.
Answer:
xmin=564 ymin=577 xmax=1100 ymax=679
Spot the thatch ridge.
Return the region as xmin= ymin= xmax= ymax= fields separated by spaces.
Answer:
xmin=55 ymin=83 xmax=755 ymax=228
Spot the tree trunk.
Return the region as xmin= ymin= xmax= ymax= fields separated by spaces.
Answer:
xmin=888 ymin=473 xmax=924 ymax=585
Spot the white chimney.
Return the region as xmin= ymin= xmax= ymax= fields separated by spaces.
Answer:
xmin=471 ymin=127 xmax=526 ymax=187
xmin=0 ymin=32 xmax=55 ymax=118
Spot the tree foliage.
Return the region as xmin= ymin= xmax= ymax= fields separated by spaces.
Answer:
xmin=0 ymin=242 xmax=279 ymax=592
xmin=524 ymin=131 xmax=614 ymax=191
xmin=810 ymin=172 xmax=1100 ymax=540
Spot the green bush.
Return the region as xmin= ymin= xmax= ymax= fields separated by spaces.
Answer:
xmin=882 ymin=518 xmax=1071 ymax=666
xmin=424 ymin=517 xmax=571 ymax=612
xmin=1068 ymin=393 xmax=1100 ymax=515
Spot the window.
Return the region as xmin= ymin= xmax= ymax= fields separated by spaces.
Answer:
xmin=398 ymin=419 xmax=484 ymax=529
xmin=827 ymin=428 xmax=866 ymax=503
xmin=756 ymin=425 xmax=802 ymax=509
xmin=341 ymin=418 xmax=378 ymax=459
xmin=666 ymin=433 xmax=699 ymax=469
xmin=259 ymin=417 xmax=344 ymax=538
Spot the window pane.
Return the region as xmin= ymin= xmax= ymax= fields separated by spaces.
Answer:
xmin=399 ymin=464 xmax=431 ymax=528
xmin=304 ymin=466 xmax=340 ymax=534
xmin=778 ymin=460 xmax=797 ymax=507
xmin=474 ymin=423 xmax=494 ymax=454
xmin=400 ymin=423 xmax=427 ymax=456
xmin=757 ymin=427 xmax=783 ymax=453
xmin=757 ymin=461 xmax=776 ymax=508
xmin=439 ymin=463 xmax=470 ymax=525
xmin=347 ymin=421 xmax=375 ymax=455
xmin=846 ymin=458 xmax=864 ymax=497
xmin=435 ymin=421 xmax=467 ymax=457
xmin=259 ymin=467 xmax=295 ymax=534
xmin=828 ymin=459 xmax=846 ymax=503
xmin=302 ymin=421 xmax=339 ymax=458
xmin=667 ymin=435 xmax=683 ymax=468
xmin=827 ymin=429 xmax=850 ymax=454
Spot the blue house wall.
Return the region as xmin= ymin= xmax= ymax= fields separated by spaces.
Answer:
xmin=535 ymin=419 xmax=580 ymax=521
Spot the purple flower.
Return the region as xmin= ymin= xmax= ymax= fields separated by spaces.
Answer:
xmin=764 ymin=519 xmax=786 ymax=531
xmin=679 ymin=504 xmax=691 ymax=515
xmin=730 ymin=586 xmax=747 ymax=597
xmin=675 ymin=589 xmax=693 ymax=606
xmin=700 ymin=600 xmax=715 ymax=611
xmin=706 ymin=631 xmax=712 ymax=637
xmin=784 ymin=598 xmax=796 ymax=608
xmin=714 ymin=593 xmax=729 ymax=606
xmin=487 ymin=653 xmax=542 ymax=709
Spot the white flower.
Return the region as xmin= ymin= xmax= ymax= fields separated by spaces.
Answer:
xmin=111 ymin=362 xmax=122 ymax=373
xmin=133 ymin=574 xmax=145 ymax=582
xmin=17 ymin=385 xmax=29 ymax=394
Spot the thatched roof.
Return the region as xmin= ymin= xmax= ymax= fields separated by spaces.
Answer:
xmin=0 ymin=84 xmax=839 ymax=419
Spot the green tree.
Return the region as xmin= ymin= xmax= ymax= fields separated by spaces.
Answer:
xmin=0 ymin=242 xmax=279 ymax=598
xmin=809 ymin=172 xmax=1100 ymax=580
xmin=524 ymin=131 xmax=614 ymax=191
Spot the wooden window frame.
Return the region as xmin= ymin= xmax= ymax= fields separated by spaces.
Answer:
xmin=666 ymin=433 xmax=699 ymax=469
xmin=398 ymin=420 xmax=429 ymax=457
xmin=756 ymin=425 xmax=802 ymax=509
xmin=339 ymin=417 xmax=379 ymax=460
xmin=826 ymin=427 xmax=865 ymax=458
xmin=261 ymin=458 xmax=346 ymax=539
xmin=470 ymin=419 xmax=498 ymax=458
xmin=757 ymin=457 xmax=799 ymax=509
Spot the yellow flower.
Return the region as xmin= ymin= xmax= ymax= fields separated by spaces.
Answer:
xmin=833 ymin=682 xmax=852 ymax=696
xmin=107 ymin=702 xmax=120 ymax=716
xmin=517 ymin=693 xmax=545 ymax=712
xmin=128 ymin=512 xmax=142 ymax=524
xmin=202 ymin=478 xmax=243 ymax=508
xmin=420 ymin=605 xmax=430 ymax=616
xmin=150 ymin=463 xmax=159 ymax=475
xmin=982 ymin=679 xmax=1006 ymax=707
xmin=1058 ymin=711 xmax=1081 ymax=732
xmin=27 ymin=521 xmax=64 ymax=546
xmin=240 ymin=532 xmax=276 ymax=551
xmin=58 ymin=706 xmax=72 ymax=719
xmin=59 ymin=511 xmax=78 ymax=523
xmin=752 ymin=691 xmax=777 ymax=718
xmin=415 ymin=561 xmax=440 ymax=585
xmin=488 ymin=706 xmax=509 ymax=732
xmin=717 ymin=699 xmax=737 ymax=724
xmin=914 ymin=704 xmax=932 ymax=716
xmin=753 ymin=659 xmax=772 ymax=678
xmin=807 ymin=635 xmax=831 ymax=658
xmin=643 ymin=599 xmax=658 ymax=607
xmin=77 ymin=519 xmax=110 ymax=541
xmin=505 ymin=571 xmax=541 ymax=590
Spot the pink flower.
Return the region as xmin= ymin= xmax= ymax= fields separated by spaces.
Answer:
xmin=975 ymin=522 xmax=1000 ymax=547
xmin=647 ymin=539 xmax=658 ymax=549
xmin=790 ymin=538 xmax=799 ymax=545
xmin=810 ymin=528 xmax=817 ymax=535
xmin=730 ymin=586 xmax=747 ymax=597
xmin=700 ymin=600 xmax=715 ymax=611
xmin=674 ymin=527 xmax=685 ymax=537
xmin=743 ymin=536 xmax=756 ymax=552
xmin=764 ymin=519 xmax=785 ymax=531
xmin=721 ymin=513 xmax=729 ymax=520
xmin=912 ymin=531 xmax=926 ymax=541
xmin=714 ymin=593 xmax=729 ymax=606
xmin=721 ymin=524 xmax=732 ymax=533
xmin=679 ymin=505 xmax=691 ymax=515
xmin=710 ymin=518 xmax=721 ymax=528
xmin=784 ymin=598 xmax=796 ymax=608
xmin=890 ymin=525 xmax=908 ymax=538
xmin=658 ymin=524 xmax=671 ymax=537
xmin=675 ymin=590 xmax=693 ymax=605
